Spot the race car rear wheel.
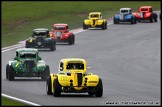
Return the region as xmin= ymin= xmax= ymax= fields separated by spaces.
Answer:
xmin=68 ymin=36 xmax=74 ymax=45
xmin=104 ymin=22 xmax=107 ymax=29
xmin=46 ymin=76 xmax=52 ymax=95
xmin=42 ymin=65 xmax=50 ymax=81
xmin=8 ymin=65 xmax=15 ymax=81
xmin=53 ymin=78 xmax=61 ymax=97
xmin=72 ymin=35 xmax=75 ymax=44
xmin=25 ymin=41 xmax=31 ymax=48
xmin=6 ymin=64 xmax=9 ymax=79
xmin=113 ymin=17 xmax=117 ymax=24
xmin=131 ymin=18 xmax=134 ymax=24
xmin=95 ymin=78 xmax=103 ymax=97
xmin=149 ymin=15 xmax=153 ymax=22
xmin=50 ymin=40 xmax=56 ymax=51
xmin=101 ymin=22 xmax=105 ymax=30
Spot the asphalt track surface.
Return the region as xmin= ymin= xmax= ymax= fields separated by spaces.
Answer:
xmin=1 ymin=18 xmax=161 ymax=106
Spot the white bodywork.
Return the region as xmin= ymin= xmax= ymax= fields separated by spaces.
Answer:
xmin=119 ymin=8 xmax=132 ymax=20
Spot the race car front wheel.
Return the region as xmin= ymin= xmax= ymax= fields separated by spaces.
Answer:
xmin=95 ymin=78 xmax=103 ymax=97
xmin=46 ymin=76 xmax=52 ymax=95
xmin=53 ymin=78 xmax=61 ymax=97
xmin=8 ymin=65 xmax=15 ymax=81
xmin=83 ymin=22 xmax=88 ymax=30
xmin=6 ymin=64 xmax=9 ymax=79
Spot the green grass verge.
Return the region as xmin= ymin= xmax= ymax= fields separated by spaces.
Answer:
xmin=2 ymin=1 xmax=160 ymax=47
xmin=1 ymin=97 xmax=28 ymax=106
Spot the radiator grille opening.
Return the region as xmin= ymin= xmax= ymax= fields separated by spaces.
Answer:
xmin=25 ymin=60 xmax=35 ymax=72
xmin=77 ymin=73 xmax=82 ymax=86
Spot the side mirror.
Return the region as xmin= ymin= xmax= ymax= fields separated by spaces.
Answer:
xmin=38 ymin=56 xmax=41 ymax=60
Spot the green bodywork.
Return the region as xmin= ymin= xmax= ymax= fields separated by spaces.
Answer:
xmin=9 ymin=48 xmax=46 ymax=73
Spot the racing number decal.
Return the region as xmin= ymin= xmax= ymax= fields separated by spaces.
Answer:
xmin=61 ymin=76 xmax=68 ymax=81
xmin=15 ymin=63 xmax=19 ymax=67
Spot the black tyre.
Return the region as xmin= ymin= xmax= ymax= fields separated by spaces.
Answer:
xmin=8 ymin=65 xmax=15 ymax=81
xmin=72 ymin=35 xmax=75 ymax=44
xmin=68 ymin=36 xmax=73 ymax=45
xmin=153 ymin=13 xmax=158 ymax=22
xmin=113 ymin=17 xmax=117 ymax=24
xmin=150 ymin=15 xmax=153 ymax=22
xmin=95 ymin=78 xmax=103 ymax=97
xmin=101 ymin=22 xmax=105 ymax=30
xmin=6 ymin=64 xmax=9 ymax=79
xmin=46 ymin=76 xmax=52 ymax=95
xmin=50 ymin=40 xmax=56 ymax=51
xmin=83 ymin=22 xmax=88 ymax=30
xmin=134 ymin=18 xmax=137 ymax=24
xmin=105 ymin=21 xmax=107 ymax=29
xmin=53 ymin=78 xmax=61 ymax=97
xmin=131 ymin=18 xmax=134 ymax=24
xmin=42 ymin=65 xmax=50 ymax=81
xmin=25 ymin=41 xmax=30 ymax=48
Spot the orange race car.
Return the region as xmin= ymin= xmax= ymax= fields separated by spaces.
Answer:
xmin=133 ymin=6 xmax=158 ymax=22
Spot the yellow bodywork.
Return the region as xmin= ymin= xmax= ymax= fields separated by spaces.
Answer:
xmin=83 ymin=12 xmax=107 ymax=27
xmin=50 ymin=58 xmax=100 ymax=93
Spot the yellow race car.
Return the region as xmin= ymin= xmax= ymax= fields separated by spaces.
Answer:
xmin=46 ymin=58 xmax=103 ymax=97
xmin=83 ymin=12 xmax=107 ymax=30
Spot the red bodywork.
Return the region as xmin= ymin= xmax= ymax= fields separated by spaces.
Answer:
xmin=50 ymin=24 xmax=73 ymax=42
xmin=133 ymin=6 xmax=156 ymax=21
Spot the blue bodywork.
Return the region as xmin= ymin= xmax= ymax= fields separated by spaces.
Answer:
xmin=114 ymin=14 xmax=134 ymax=22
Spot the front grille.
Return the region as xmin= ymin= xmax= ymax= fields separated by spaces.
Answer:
xmin=25 ymin=60 xmax=35 ymax=72
xmin=92 ymin=19 xmax=95 ymax=25
xmin=77 ymin=73 xmax=82 ymax=86
xmin=36 ymin=37 xmax=43 ymax=42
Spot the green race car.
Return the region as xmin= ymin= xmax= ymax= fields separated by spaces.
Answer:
xmin=6 ymin=48 xmax=50 ymax=81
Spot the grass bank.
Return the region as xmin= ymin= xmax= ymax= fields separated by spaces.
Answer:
xmin=1 ymin=96 xmax=28 ymax=106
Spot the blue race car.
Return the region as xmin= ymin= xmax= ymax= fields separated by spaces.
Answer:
xmin=113 ymin=8 xmax=136 ymax=24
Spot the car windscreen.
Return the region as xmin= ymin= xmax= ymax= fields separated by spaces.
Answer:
xmin=90 ymin=14 xmax=99 ymax=18
xmin=33 ymin=31 xmax=47 ymax=36
xmin=20 ymin=53 xmax=36 ymax=59
xmin=121 ymin=10 xmax=129 ymax=13
xmin=141 ymin=8 xmax=148 ymax=11
xmin=55 ymin=26 xmax=65 ymax=30
xmin=66 ymin=63 xmax=84 ymax=70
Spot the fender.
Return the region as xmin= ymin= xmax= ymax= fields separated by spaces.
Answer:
xmin=144 ymin=12 xmax=152 ymax=18
xmin=61 ymin=32 xmax=72 ymax=39
xmin=85 ymin=74 xmax=99 ymax=86
xmin=50 ymin=73 xmax=57 ymax=93
xmin=132 ymin=12 xmax=140 ymax=18
xmin=84 ymin=19 xmax=90 ymax=25
xmin=97 ymin=19 xmax=105 ymax=25
xmin=114 ymin=14 xmax=120 ymax=19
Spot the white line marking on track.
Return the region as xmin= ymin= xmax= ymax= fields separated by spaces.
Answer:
xmin=2 ymin=45 xmax=24 ymax=53
xmin=2 ymin=93 xmax=41 ymax=106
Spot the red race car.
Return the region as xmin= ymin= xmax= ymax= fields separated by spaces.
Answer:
xmin=133 ymin=6 xmax=158 ymax=22
xmin=50 ymin=24 xmax=75 ymax=45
